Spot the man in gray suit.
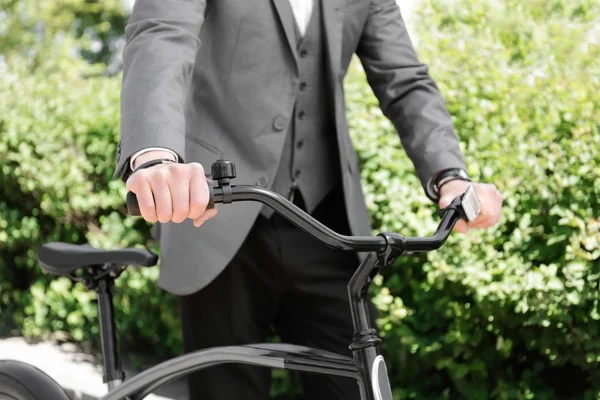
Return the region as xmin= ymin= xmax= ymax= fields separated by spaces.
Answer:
xmin=117 ymin=0 xmax=503 ymax=398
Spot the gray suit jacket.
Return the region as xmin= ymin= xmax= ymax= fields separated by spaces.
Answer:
xmin=114 ymin=0 xmax=467 ymax=295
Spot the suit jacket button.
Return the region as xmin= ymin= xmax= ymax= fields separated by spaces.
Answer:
xmin=257 ymin=176 xmax=269 ymax=187
xmin=273 ymin=116 xmax=287 ymax=131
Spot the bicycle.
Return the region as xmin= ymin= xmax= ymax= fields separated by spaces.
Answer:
xmin=3 ymin=159 xmax=480 ymax=400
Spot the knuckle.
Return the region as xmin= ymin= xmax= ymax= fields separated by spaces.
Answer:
xmin=128 ymin=172 xmax=149 ymax=189
xmin=140 ymin=200 xmax=155 ymax=212
xmin=190 ymin=162 xmax=205 ymax=173
xmin=150 ymin=167 xmax=169 ymax=182
xmin=125 ymin=176 xmax=138 ymax=190
xmin=159 ymin=167 xmax=171 ymax=180
xmin=191 ymin=199 xmax=208 ymax=214
xmin=170 ymin=164 xmax=187 ymax=178
xmin=191 ymin=188 xmax=209 ymax=205
xmin=168 ymin=164 xmax=181 ymax=175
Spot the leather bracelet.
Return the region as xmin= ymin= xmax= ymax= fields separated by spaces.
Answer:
xmin=425 ymin=168 xmax=471 ymax=202
xmin=437 ymin=175 xmax=471 ymax=191
xmin=134 ymin=158 xmax=176 ymax=172
xmin=124 ymin=158 xmax=176 ymax=182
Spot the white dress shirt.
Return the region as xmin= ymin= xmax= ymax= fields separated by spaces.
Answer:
xmin=129 ymin=0 xmax=316 ymax=170
xmin=289 ymin=0 xmax=314 ymax=37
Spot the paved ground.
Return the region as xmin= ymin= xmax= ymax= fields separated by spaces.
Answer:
xmin=0 ymin=336 xmax=188 ymax=400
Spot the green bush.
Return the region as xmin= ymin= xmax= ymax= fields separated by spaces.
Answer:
xmin=0 ymin=54 xmax=182 ymax=356
xmin=0 ymin=0 xmax=127 ymax=66
xmin=346 ymin=0 xmax=600 ymax=398
xmin=0 ymin=0 xmax=598 ymax=398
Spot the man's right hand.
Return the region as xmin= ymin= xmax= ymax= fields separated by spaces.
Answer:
xmin=126 ymin=152 xmax=217 ymax=227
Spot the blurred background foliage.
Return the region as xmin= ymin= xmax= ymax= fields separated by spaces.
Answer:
xmin=0 ymin=0 xmax=599 ymax=398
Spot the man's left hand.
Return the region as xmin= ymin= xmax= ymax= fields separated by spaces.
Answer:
xmin=438 ymin=180 xmax=503 ymax=234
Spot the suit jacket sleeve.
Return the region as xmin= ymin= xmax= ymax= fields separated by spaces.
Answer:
xmin=355 ymin=0 xmax=467 ymax=194
xmin=114 ymin=0 xmax=207 ymax=180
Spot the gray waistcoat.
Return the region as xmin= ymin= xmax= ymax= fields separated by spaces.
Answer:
xmin=263 ymin=0 xmax=340 ymax=216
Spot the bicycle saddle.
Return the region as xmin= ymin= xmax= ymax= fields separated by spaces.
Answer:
xmin=37 ymin=242 xmax=158 ymax=276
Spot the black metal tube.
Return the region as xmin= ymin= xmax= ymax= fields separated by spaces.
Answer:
xmin=347 ymin=252 xmax=381 ymax=334
xmin=403 ymin=207 xmax=460 ymax=252
xmin=96 ymin=278 xmax=124 ymax=384
xmin=346 ymin=252 xmax=385 ymax=400
xmin=216 ymin=185 xmax=387 ymax=252
xmin=355 ymin=346 xmax=383 ymax=400
xmin=99 ymin=344 xmax=359 ymax=400
xmin=127 ymin=184 xmax=460 ymax=254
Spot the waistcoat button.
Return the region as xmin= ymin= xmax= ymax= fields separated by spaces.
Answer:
xmin=273 ymin=116 xmax=287 ymax=131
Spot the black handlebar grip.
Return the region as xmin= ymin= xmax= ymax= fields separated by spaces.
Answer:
xmin=126 ymin=180 xmax=215 ymax=216
xmin=126 ymin=191 xmax=142 ymax=216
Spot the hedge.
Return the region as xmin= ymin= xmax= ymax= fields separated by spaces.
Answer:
xmin=0 ymin=0 xmax=599 ymax=398
xmin=347 ymin=0 xmax=600 ymax=398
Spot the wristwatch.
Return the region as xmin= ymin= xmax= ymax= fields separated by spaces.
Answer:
xmin=425 ymin=168 xmax=472 ymax=202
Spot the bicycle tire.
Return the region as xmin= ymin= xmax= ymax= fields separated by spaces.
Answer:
xmin=0 ymin=360 xmax=71 ymax=400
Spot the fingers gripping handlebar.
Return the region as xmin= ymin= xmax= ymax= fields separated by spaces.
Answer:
xmin=126 ymin=183 xmax=215 ymax=216
xmin=125 ymin=159 xmax=481 ymax=254
xmin=126 ymin=158 xmax=236 ymax=216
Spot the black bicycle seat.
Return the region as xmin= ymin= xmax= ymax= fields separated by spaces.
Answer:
xmin=37 ymin=242 xmax=158 ymax=276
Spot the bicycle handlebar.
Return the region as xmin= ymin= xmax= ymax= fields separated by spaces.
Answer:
xmin=125 ymin=175 xmax=480 ymax=254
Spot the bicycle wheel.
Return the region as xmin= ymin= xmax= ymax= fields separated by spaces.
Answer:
xmin=0 ymin=360 xmax=71 ymax=400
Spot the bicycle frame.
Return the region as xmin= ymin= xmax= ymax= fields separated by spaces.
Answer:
xmin=97 ymin=166 xmax=471 ymax=400
xmin=99 ymin=252 xmax=393 ymax=400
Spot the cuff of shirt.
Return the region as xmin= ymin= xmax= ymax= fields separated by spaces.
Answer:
xmin=130 ymin=147 xmax=179 ymax=170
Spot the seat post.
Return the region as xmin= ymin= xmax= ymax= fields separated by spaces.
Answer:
xmin=95 ymin=272 xmax=125 ymax=390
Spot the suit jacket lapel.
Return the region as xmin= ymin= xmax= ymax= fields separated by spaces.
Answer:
xmin=321 ymin=0 xmax=344 ymax=125
xmin=271 ymin=0 xmax=298 ymax=64
xmin=321 ymin=0 xmax=344 ymax=84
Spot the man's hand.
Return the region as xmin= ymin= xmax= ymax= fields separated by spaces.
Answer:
xmin=126 ymin=162 xmax=218 ymax=228
xmin=438 ymin=180 xmax=503 ymax=234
